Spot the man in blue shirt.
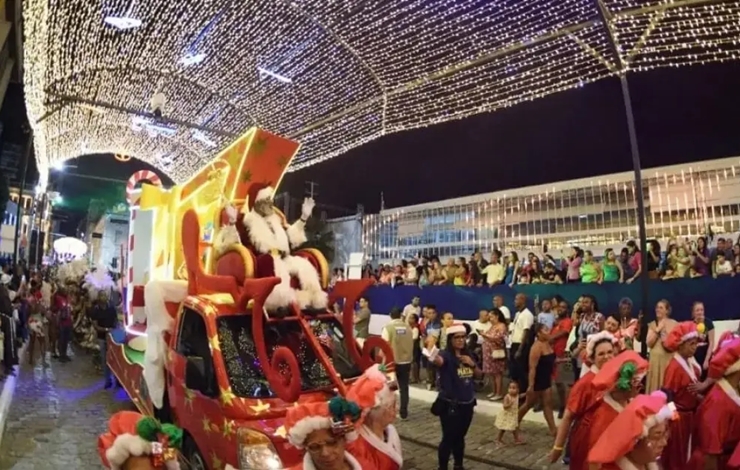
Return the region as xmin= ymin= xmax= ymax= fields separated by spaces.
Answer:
xmin=537 ymin=299 xmax=555 ymax=329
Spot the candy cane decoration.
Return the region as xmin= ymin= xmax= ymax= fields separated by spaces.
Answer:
xmin=126 ymin=170 xmax=163 ymax=204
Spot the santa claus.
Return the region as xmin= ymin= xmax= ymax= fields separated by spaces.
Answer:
xmin=241 ymin=184 xmax=328 ymax=313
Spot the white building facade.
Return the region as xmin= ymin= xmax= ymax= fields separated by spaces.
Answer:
xmin=362 ymin=157 xmax=740 ymax=263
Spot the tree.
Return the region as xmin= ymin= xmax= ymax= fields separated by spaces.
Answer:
xmin=298 ymin=216 xmax=335 ymax=264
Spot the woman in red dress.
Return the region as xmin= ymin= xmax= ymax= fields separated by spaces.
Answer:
xmin=346 ymin=364 xmax=403 ymax=470
xmin=688 ymin=338 xmax=740 ymax=470
xmin=588 ymin=391 xmax=675 ymax=470
xmin=549 ymin=331 xmax=616 ymax=468
xmin=284 ymin=398 xmax=371 ymax=470
xmin=661 ymin=321 xmax=701 ymax=470
xmin=570 ymin=350 xmax=648 ymax=470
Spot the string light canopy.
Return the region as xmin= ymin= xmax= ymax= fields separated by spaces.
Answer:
xmin=23 ymin=0 xmax=740 ymax=185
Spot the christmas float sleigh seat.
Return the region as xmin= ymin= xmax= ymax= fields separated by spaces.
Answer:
xmin=212 ymin=205 xmax=330 ymax=299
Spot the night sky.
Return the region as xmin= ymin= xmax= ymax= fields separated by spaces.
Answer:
xmin=3 ymin=61 xmax=740 ymax=235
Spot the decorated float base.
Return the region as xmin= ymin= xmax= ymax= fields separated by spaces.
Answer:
xmin=107 ymin=332 xmax=154 ymax=417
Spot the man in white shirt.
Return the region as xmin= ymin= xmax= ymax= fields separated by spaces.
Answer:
xmin=480 ymin=250 xmax=505 ymax=286
xmin=472 ymin=310 xmax=492 ymax=345
xmin=510 ymin=293 xmax=534 ymax=390
xmin=493 ymin=295 xmax=511 ymax=321
xmin=401 ymin=296 xmax=421 ymax=320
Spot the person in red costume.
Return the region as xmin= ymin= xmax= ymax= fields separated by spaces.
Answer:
xmin=688 ymin=338 xmax=740 ymax=470
xmin=570 ymin=350 xmax=648 ymax=470
xmin=549 ymin=331 xmax=617 ymax=467
xmin=98 ymin=411 xmax=183 ymax=470
xmin=346 ymin=364 xmax=403 ymax=470
xmin=588 ymin=391 xmax=676 ymax=470
xmin=661 ymin=321 xmax=702 ymax=469
xmin=284 ymin=397 xmax=370 ymax=470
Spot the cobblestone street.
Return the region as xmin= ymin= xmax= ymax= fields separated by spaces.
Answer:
xmin=397 ymin=399 xmax=554 ymax=470
xmin=0 ymin=349 xmax=134 ymax=470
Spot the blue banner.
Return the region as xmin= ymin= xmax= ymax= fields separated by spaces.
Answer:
xmin=363 ymin=277 xmax=740 ymax=322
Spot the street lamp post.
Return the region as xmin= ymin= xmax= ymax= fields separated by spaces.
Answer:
xmin=593 ymin=0 xmax=650 ymax=356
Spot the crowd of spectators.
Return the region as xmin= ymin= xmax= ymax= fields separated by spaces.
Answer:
xmin=341 ymin=235 xmax=740 ymax=288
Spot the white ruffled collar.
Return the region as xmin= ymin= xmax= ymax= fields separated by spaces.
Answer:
xmin=359 ymin=424 xmax=403 ymax=466
xmin=672 ymin=353 xmax=701 ymax=383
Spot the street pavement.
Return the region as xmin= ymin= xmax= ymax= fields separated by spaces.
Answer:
xmin=397 ymin=399 xmax=555 ymax=470
xmin=0 ymin=349 xmax=135 ymax=470
xmin=0 ymin=348 xmax=557 ymax=470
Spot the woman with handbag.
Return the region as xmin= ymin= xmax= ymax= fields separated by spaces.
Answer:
xmin=481 ymin=308 xmax=507 ymax=401
xmin=422 ymin=322 xmax=481 ymax=470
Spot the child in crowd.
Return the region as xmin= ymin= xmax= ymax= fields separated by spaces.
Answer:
xmin=495 ymin=382 xmax=524 ymax=446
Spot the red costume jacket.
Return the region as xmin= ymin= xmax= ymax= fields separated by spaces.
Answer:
xmin=688 ymin=378 xmax=740 ymax=470
xmin=347 ymin=424 xmax=402 ymax=470
xmin=661 ymin=354 xmax=702 ymax=470
xmin=570 ymin=392 xmax=626 ymax=470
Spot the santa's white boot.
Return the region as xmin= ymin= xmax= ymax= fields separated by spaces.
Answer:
xmin=265 ymin=282 xmax=297 ymax=313
xmin=309 ymin=289 xmax=328 ymax=311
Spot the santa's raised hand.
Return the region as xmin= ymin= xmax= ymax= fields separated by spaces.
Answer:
xmin=301 ymin=197 xmax=316 ymax=220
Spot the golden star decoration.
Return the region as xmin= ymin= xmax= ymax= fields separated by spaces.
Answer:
xmin=249 ymin=399 xmax=270 ymax=413
xmin=209 ymin=334 xmax=220 ymax=351
xmin=220 ymin=387 xmax=237 ymax=407
xmin=222 ymin=418 xmax=235 ymax=438
xmin=252 ymin=136 xmax=269 ymax=155
xmin=211 ymin=452 xmax=224 ymax=470
xmin=273 ymin=425 xmax=287 ymax=439
xmin=202 ymin=417 xmax=213 ymax=433
xmin=241 ymin=169 xmax=252 ymax=183
xmin=184 ymin=388 xmax=196 ymax=410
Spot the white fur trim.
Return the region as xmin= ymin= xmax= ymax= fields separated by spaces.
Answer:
xmin=287 ymin=416 xmax=333 ymax=448
xmin=301 ymin=451 xmax=364 ymax=470
xmin=727 ymin=359 xmax=740 ymax=376
xmin=359 ymin=424 xmax=403 ymax=467
xmin=283 ymin=255 xmax=327 ymax=310
xmin=224 ymin=466 xmax=237 ymax=470
xmin=143 ymin=279 xmax=188 ymax=409
xmin=286 ymin=220 xmax=308 ymax=248
xmin=225 ymin=204 xmax=237 ymax=222
xmin=642 ymin=403 xmax=676 ymax=437
xmin=106 ymin=434 xmax=152 ymax=469
xmin=0 ymin=274 xmax=10 ymax=285
xmin=256 ymin=186 xmax=274 ymax=202
xmin=243 ymin=211 xmax=291 ymax=254
xmin=681 ymin=331 xmax=699 ymax=343
xmin=264 ymin=255 xmax=297 ymax=311
xmin=586 ymin=331 xmax=616 ymax=359
xmin=446 ymin=325 xmax=466 ymax=336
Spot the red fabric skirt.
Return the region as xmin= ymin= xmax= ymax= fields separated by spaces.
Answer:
xmin=662 ymin=409 xmax=694 ymax=470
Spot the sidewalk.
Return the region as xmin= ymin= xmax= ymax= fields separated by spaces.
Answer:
xmin=397 ymin=399 xmax=556 ymax=470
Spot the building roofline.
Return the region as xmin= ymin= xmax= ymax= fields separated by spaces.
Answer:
xmin=379 ymin=156 xmax=740 ymax=215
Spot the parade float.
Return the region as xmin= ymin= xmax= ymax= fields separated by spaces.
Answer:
xmin=108 ymin=127 xmax=393 ymax=470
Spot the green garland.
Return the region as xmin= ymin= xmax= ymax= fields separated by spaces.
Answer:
xmin=616 ymin=362 xmax=637 ymax=391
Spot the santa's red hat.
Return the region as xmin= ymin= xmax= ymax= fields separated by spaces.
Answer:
xmin=708 ymin=338 xmax=740 ymax=379
xmin=244 ymin=183 xmax=274 ymax=212
xmin=592 ymin=350 xmax=648 ymax=393
xmin=588 ymin=391 xmax=676 ymax=465
xmin=346 ymin=364 xmax=397 ymax=414
xmin=284 ymin=398 xmax=361 ymax=449
xmin=664 ymin=321 xmax=699 ymax=352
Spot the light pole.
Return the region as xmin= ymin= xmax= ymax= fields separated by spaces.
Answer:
xmin=593 ymin=0 xmax=650 ymax=356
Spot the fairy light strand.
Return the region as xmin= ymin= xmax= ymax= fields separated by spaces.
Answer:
xmin=22 ymin=0 xmax=740 ymax=185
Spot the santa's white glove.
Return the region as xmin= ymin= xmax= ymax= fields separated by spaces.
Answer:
xmin=301 ymin=197 xmax=315 ymax=220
